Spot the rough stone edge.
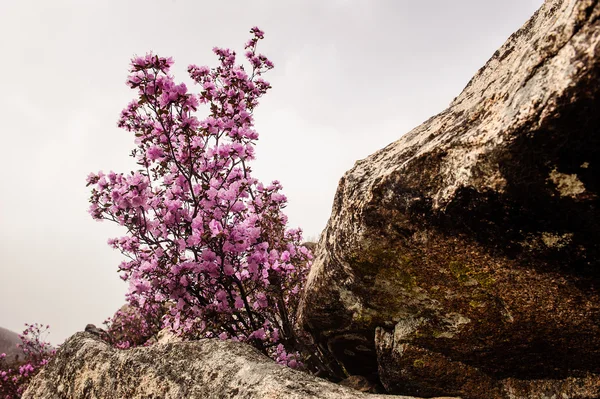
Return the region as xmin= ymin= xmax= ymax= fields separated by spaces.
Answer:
xmin=23 ymin=332 xmax=459 ymax=399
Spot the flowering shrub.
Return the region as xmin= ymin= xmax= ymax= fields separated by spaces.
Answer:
xmin=87 ymin=27 xmax=327 ymax=372
xmin=103 ymin=296 xmax=165 ymax=349
xmin=0 ymin=324 xmax=55 ymax=398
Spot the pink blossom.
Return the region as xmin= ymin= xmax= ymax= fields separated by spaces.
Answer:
xmin=147 ymin=145 xmax=164 ymax=161
xmin=254 ymin=293 xmax=268 ymax=309
xmin=208 ymin=219 xmax=222 ymax=237
xmin=250 ymin=328 xmax=266 ymax=341
xmin=87 ymin=28 xmax=313 ymax=372
xmin=234 ymin=296 xmax=244 ymax=309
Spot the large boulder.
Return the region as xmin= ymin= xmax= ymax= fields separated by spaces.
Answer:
xmin=22 ymin=332 xmax=456 ymax=399
xmin=299 ymin=0 xmax=600 ymax=398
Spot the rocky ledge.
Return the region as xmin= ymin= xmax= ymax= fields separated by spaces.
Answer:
xmin=22 ymin=332 xmax=457 ymax=399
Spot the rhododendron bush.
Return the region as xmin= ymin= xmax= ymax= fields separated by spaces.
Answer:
xmin=103 ymin=298 xmax=165 ymax=349
xmin=87 ymin=28 xmax=325 ymax=372
xmin=0 ymin=324 xmax=55 ymax=398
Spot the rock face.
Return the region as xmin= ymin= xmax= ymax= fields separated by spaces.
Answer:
xmin=299 ymin=0 xmax=600 ymax=398
xmin=22 ymin=332 xmax=457 ymax=399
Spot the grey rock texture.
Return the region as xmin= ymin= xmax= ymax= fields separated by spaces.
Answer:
xmin=298 ymin=0 xmax=600 ymax=398
xmin=22 ymin=332 xmax=457 ymax=399
xmin=339 ymin=375 xmax=383 ymax=393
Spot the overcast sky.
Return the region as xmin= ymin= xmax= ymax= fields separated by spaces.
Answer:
xmin=0 ymin=0 xmax=543 ymax=345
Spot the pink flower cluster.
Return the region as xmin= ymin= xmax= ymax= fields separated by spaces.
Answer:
xmin=0 ymin=324 xmax=55 ymax=398
xmin=103 ymin=296 xmax=165 ymax=349
xmin=87 ymin=28 xmax=312 ymax=366
xmin=275 ymin=343 xmax=302 ymax=369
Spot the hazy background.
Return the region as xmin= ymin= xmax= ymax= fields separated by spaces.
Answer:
xmin=0 ymin=0 xmax=543 ymax=345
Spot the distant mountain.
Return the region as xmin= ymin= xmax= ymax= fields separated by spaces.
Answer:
xmin=0 ymin=326 xmax=25 ymax=366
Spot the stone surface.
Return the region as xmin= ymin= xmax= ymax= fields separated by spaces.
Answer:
xmin=339 ymin=375 xmax=383 ymax=393
xmin=22 ymin=332 xmax=457 ymax=399
xmin=299 ymin=0 xmax=600 ymax=397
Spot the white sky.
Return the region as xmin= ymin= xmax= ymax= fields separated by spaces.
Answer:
xmin=0 ymin=0 xmax=543 ymax=345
